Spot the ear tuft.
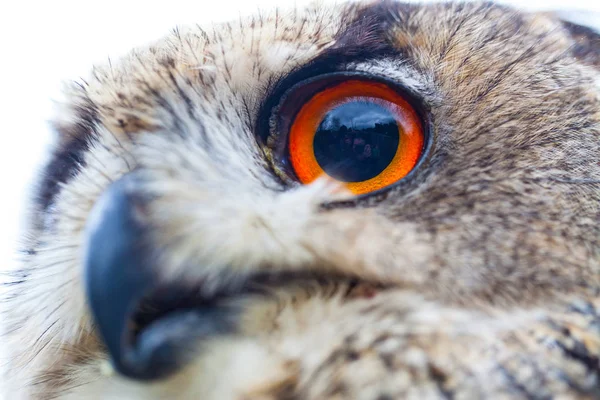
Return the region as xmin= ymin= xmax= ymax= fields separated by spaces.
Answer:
xmin=555 ymin=10 xmax=600 ymax=67
xmin=555 ymin=9 xmax=600 ymax=34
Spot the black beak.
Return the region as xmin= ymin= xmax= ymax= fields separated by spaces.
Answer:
xmin=83 ymin=174 xmax=236 ymax=381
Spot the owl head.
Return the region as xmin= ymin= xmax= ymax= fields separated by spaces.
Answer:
xmin=2 ymin=1 xmax=600 ymax=398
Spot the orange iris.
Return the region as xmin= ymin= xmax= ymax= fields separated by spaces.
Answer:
xmin=288 ymin=80 xmax=424 ymax=195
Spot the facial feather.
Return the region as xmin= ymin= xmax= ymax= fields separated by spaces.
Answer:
xmin=2 ymin=1 xmax=600 ymax=398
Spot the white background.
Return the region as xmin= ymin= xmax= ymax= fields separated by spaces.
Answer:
xmin=0 ymin=0 xmax=597 ymax=392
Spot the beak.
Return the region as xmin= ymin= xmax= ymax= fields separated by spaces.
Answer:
xmin=83 ymin=174 xmax=236 ymax=381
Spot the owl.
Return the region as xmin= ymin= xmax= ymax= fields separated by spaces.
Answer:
xmin=2 ymin=0 xmax=600 ymax=398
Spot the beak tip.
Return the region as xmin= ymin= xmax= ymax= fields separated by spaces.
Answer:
xmin=83 ymin=174 xmax=156 ymax=379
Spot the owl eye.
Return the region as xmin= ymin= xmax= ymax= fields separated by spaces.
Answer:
xmin=287 ymin=80 xmax=424 ymax=195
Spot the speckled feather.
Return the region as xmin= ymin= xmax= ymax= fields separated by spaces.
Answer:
xmin=2 ymin=1 xmax=600 ymax=399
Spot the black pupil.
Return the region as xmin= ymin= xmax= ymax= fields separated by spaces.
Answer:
xmin=313 ymin=100 xmax=400 ymax=182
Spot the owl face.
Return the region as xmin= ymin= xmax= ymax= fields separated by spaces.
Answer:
xmin=2 ymin=1 xmax=600 ymax=399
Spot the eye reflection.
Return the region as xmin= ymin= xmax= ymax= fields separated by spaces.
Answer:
xmin=313 ymin=101 xmax=399 ymax=182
